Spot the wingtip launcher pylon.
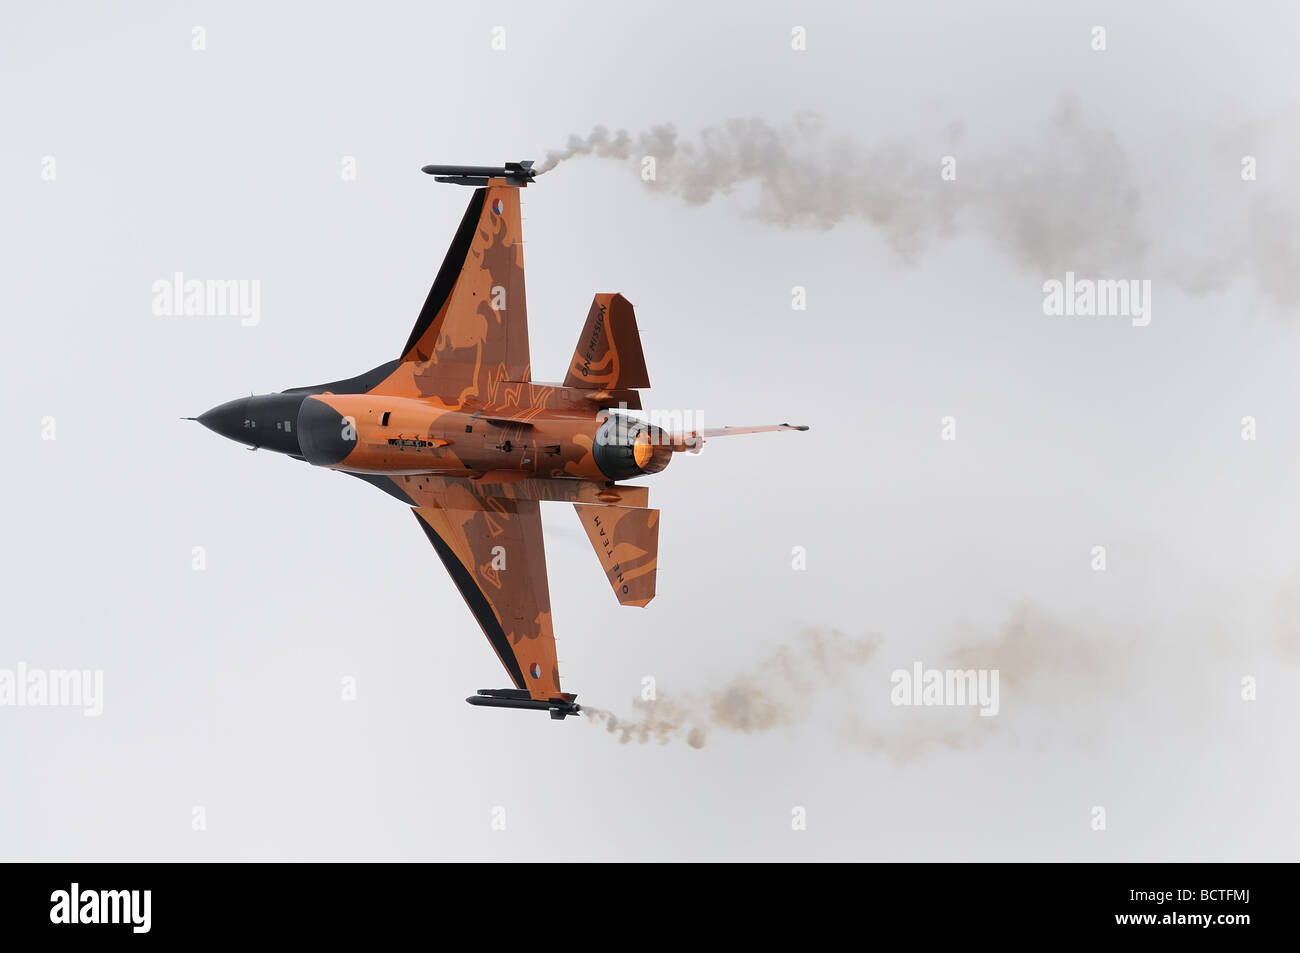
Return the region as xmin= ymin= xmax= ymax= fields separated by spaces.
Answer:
xmin=421 ymin=160 xmax=537 ymax=187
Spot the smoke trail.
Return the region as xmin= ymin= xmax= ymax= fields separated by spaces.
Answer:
xmin=584 ymin=605 xmax=1112 ymax=754
xmin=539 ymin=102 xmax=1300 ymax=306
xmin=540 ymin=113 xmax=961 ymax=263
xmin=583 ymin=627 xmax=878 ymax=748
xmin=947 ymin=603 xmax=1107 ymax=690
xmin=840 ymin=606 xmax=1113 ymax=759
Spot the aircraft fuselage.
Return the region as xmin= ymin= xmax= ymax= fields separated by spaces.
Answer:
xmin=198 ymin=388 xmax=673 ymax=483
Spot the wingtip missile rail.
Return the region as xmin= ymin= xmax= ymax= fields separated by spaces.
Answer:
xmin=421 ymin=160 xmax=536 ymax=187
xmin=465 ymin=688 xmax=582 ymax=720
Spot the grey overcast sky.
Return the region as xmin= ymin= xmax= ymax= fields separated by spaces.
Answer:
xmin=2 ymin=0 xmax=1299 ymax=860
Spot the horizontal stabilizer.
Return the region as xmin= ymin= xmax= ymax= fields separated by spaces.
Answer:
xmin=574 ymin=504 xmax=659 ymax=607
xmin=700 ymin=423 xmax=809 ymax=437
xmin=673 ymin=422 xmax=810 ymax=453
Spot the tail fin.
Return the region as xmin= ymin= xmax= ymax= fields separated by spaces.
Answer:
xmin=563 ymin=293 xmax=650 ymax=391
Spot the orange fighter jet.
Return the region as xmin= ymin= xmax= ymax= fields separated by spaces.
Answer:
xmin=195 ymin=161 xmax=807 ymax=719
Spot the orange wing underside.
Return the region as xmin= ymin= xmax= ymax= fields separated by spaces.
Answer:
xmin=380 ymin=184 xmax=531 ymax=405
xmin=412 ymin=492 xmax=563 ymax=700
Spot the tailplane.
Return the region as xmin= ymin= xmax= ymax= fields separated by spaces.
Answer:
xmin=672 ymin=423 xmax=810 ymax=453
xmin=574 ymin=503 xmax=659 ymax=607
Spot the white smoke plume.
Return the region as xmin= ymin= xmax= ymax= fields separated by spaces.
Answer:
xmin=583 ymin=605 xmax=1113 ymax=756
xmin=539 ymin=113 xmax=960 ymax=263
xmin=583 ymin=627 xmax=878 ymax=749
xmin=539 ymin=101 xmax=1300 ymax=307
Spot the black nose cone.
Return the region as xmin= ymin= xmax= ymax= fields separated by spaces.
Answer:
xmin=198 ymin=397 xmax=251 ymax=444
xmin=198 ymin=393 xmax=306 ymax=455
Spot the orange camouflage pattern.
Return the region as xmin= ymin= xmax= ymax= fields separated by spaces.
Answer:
xmin=563 ymin=293 xmax=650 ymax=391
xmin=573 ymin=504 xmax=660 ymax=607
xmin=198 ymin=170 xmax=807 ymax=712
xmin=382 ymin=183 xmax=530 ymax=404
xmin=413 ymin=498 xmax=560 ymax=697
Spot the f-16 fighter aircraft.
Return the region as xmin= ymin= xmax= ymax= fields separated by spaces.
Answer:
xmin=195 ymin=160 xmax=807 ymax=720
